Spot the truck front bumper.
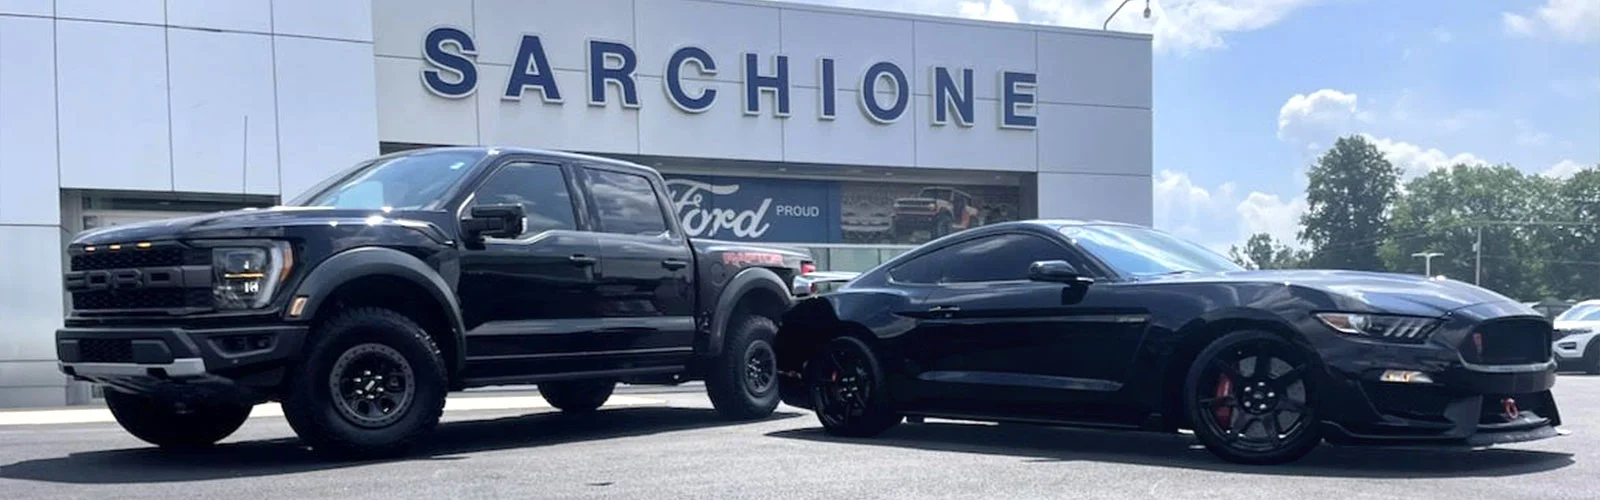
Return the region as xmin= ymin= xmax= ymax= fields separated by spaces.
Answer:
xmin=57 ymin=325 xmax=307 ymax=397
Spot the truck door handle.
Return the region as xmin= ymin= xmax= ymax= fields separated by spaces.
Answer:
xmin=661 ymin=258 xmax=689 ymax=270
xmin=928 ymin=305 xmax=960 ymax=313
xmin=568 ymin=254 xmax=597 ymax=266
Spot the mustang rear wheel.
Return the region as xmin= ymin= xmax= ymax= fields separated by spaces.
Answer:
xmin=805 ymin=336 xmax=900 ymax=437
xmin=1184 ymin=330 xmax=1321 ymax=465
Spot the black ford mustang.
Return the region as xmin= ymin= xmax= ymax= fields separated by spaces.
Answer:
xmin=774 ymin=220 xmax=1562 ymax=464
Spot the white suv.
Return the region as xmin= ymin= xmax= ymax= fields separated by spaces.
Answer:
xmin=1553 ymin=300 xmax=1600 ymax=373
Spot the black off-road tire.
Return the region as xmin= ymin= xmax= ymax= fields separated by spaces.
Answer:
xmin=539 ymin=379 xmax=616 ymax=413
xmin=805 ymin=336 xmax=900 ymax=437
xmin=705 ymin=314 xmax=782 ymax=420
xmin=281 ymin=307 xmax=448 ymax=459
xmin=104 ymin=390 xmax=252 ymax=449
xmin=1184 ymin=330 xmax=1322 ymax=465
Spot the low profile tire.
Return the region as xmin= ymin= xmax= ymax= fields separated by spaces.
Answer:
xmin=1584 ymin=342 xmax=1600 ymax=375
xmin=705 ymin=315 xmax=782 ymax=420
xmin=282 ymin=307 xmax=448 ymax=458
xmin=104 ymin=390 xmax=252 ymax=449
xmin=805 ymin=336 xmax=900 ymax=437
xmin=540 ymin=379 xmax=616 ymax=413
xmin=1184 ymin=330 xmax=1321 ymax=465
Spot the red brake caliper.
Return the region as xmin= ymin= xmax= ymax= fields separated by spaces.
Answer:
xmin=1212 ymin=374 xmax=1233 ymax=427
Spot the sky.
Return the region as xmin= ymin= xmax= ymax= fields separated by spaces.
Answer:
xmin=778 ymin=0 xmax=1600 ymax=252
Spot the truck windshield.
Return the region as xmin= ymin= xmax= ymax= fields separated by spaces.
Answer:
xmin=289 ymin=150 xmax=487 ymax=210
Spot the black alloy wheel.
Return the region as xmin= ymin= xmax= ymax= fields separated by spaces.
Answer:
xmin=746 ymin=340 xmax=778 ymax=397
xmin=329 ymin=343 xmax=416 ymax=429
xmin=705 ymin=315 xmax=782 ymax=420
xmin=1185 ymin=330 xmax=1321 ymax=465
xmin=805 ymin=336 xmax=899 ymax=437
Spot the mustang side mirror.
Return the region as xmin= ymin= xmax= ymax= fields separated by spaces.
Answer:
xmin=462 ymin=204 xmax=525 ymax=246
xmin=1029 ymin=260 xmax=1094 ymax=286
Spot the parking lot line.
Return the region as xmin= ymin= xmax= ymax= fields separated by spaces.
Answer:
xmin=0 ymin=395 xmax=666 ymax=427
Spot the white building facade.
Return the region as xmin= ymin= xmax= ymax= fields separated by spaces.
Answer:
xmin=0 ymin=0 xmax=1151 ymax=407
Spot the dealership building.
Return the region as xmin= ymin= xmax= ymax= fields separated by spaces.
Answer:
xmin=0 ymin=0 xmax=1151 ymax=407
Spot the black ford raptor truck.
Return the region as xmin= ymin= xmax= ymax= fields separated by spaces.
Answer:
xmin=56 ymin=147 xmax=812 ymax=456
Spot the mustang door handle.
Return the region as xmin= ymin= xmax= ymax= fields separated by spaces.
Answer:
xmin=927 ymin=305 xmax=961 ymax=313
xmin=661 ymin=258 xmax=689 ymax=270
xmin=568 ymin=254 xmax=598 ymax=266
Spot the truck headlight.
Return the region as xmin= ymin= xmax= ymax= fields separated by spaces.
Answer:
xmin=1316 ymin=312 xmax=1441 ymax=343
xmin=213 ymin=243 xmax=291 ymax=310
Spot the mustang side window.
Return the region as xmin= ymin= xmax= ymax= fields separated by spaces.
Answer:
xmin=468 ymin=162 xmax=577 ymax=238
xmin=942 ymin=234 xmax=1072 ymax=283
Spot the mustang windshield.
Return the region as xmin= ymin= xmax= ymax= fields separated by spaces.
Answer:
xmin=1061 ymin=225 xmax=1244 ymax=277
xmin=289 ymin=150 xmax=487 ymax=210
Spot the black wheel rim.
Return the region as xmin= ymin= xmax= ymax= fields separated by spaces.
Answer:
xmin=329 ymin=343 xmax=416 ymax=429
xmin=745 ymin=341 xmax=777 ymax=396
xmin=1195 ymin=339 xmax=1312 ymax=453
xmin=808 ymin=343 xmax=872 ymax=427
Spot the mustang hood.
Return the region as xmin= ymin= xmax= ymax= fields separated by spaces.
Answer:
xmin=1145 ymin=269 xmax=1520 ymax=316
xmin=70 ymin=206 xmax=451 ymax=245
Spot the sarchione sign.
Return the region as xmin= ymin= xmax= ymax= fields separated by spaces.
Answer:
xmin=420 ymin=28 xmax=1040 ymax=129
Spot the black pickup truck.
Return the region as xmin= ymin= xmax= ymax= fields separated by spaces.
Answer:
xmin=56 ymin=147 xmax=812 ymax=456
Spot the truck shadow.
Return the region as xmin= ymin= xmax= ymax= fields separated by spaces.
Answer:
xmin=0 ymin=406 xmax=801 ymax=484
xmin=766 ymin=420 xmax=1574 ymax=479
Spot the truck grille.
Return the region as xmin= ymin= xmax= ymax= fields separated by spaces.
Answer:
xmin=1461 ymin=318 xmax=1552 ymax=365
xmin=78 ymin=338 xmax=134 ymax=363
xmin=71 ymin=289 xmax=211 ymax=311
xmin=71 ymin=246 xmax=206 ymax=271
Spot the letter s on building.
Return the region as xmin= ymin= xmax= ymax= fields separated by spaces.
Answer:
xmin=422 ymin=27 xmax=479 ymax=98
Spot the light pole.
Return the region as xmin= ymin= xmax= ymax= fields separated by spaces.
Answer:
xmin=1104 ymin=0 xmax=1151 ymax=30
xmin=1412 ymin=251 xmax=1444 ymax=276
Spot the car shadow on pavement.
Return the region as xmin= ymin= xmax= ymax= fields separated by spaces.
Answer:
xmin=767 ymin=420 xmax=1574 ymax=478
xmin=0 ymin=406 xmax=802 ymax=484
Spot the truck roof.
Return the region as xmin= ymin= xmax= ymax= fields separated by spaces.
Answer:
xmin=394 ymin=146 xmax=659 ymax=177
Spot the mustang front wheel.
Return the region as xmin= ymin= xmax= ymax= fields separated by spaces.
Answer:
xmin=1184 ymin=330 xmax=1321 ymax=465
xmin=805 ymin=336 xmax=900 ymax=437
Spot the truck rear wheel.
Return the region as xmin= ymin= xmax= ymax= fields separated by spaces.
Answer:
xmin=705 ymin=315 xmax=781 ymax=420
xmin=104 ymin=390 xmax=252 ymax=449
xmin=282 ymin=307 xmax=448 ymax=458
xmin=539 ymin=379 xmax=616 ymax=413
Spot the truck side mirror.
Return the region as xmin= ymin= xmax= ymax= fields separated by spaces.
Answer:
xmin=462 ymin=204 xmax=525 ymax=245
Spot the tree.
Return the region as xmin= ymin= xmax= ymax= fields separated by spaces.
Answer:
xmin=1378 ymin=164 xmax=1552 ymax=299
xmin=1544 ymin=167 xmax=1600 ymax=299
xmin=1228 ymin=233 xmax=1307 ymax=270
xmin=1299 ymin=136 xmax=1402 ymax=271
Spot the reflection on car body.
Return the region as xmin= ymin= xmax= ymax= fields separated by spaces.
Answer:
xmin=775 ymin=219 xmax=1562 ymax=465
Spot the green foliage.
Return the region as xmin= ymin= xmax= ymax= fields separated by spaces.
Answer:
xmin=1299 ymin=136 xmax=1402 ymax=271
xmin=1224 ymin=135 xmax=1599 ymax=301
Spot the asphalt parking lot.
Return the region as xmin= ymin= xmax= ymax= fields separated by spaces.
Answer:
xmin=3 ymin=376 xmax=1598 ymax=500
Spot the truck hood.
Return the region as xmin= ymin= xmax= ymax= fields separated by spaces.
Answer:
xmin=1139 ymin=269 xmax=1519 ymax=316
xmin=70 ymin=206 xmax=452 ymax=245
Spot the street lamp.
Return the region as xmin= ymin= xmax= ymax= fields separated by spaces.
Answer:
xmin=1104 ymin=0 xmax=1152 ymax=30
xmin=1412 ymin=252 xmax=1444 ymax=276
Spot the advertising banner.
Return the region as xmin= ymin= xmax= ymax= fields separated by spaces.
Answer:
xmin=663 ymin=174 xmax=1019 ymax=245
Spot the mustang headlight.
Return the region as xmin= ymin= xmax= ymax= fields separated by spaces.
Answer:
xmin=1315 ymin=312 xmax=1441 ymax=343
xmin=213 ymin=243 xmax=292 ymax=310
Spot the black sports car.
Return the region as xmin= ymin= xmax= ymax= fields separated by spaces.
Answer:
xmin=774 ymin=220 xmax=1562 ymax=464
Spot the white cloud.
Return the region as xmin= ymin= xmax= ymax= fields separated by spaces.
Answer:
xmin=1432 ymin=26 xmax=1454 ymax=44
xmin=958 ymin=0 xmax=1021 ymax=22
xmin=1514 ymin=119 xmax=1551 ymax=147
xmin=1153 ymin=169 xmax=1305 ymax=251
xmin=1361 ymin=134 xmax=1489 ymax=178
xmin=1276 ymin=89 xmax=1367 ymax=152
xmin=1543 ymin=159 xmax=1593 ymax=179
xmin=1503 ymin=0 xmax=1600 ymax=43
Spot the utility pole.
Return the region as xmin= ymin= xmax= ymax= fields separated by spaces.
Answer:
xmin=1412 ymin=252 xmax=1444 ymax=276
xmin=1474 ymin=226 xmax=1482 ymax=285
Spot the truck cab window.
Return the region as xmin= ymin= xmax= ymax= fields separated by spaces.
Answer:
xmin=587 ymin=169 xmax=669 ymax=236
xmin=468 ymin=162 xmax=577 ymax=237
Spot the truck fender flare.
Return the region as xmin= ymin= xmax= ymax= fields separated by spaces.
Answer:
xmin=705 ymin=266 xmax=792 ymax=357
xmin=285 ymin=247 xmax=467 ymax=373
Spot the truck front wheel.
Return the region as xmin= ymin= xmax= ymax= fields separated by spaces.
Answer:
xmin=104 ymin=390 xmax=252 ymax=449
xmin=281 ymin=307 xmax=448 ymax=458
xmin=705 ymin=315 xmax=781 ymax=420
